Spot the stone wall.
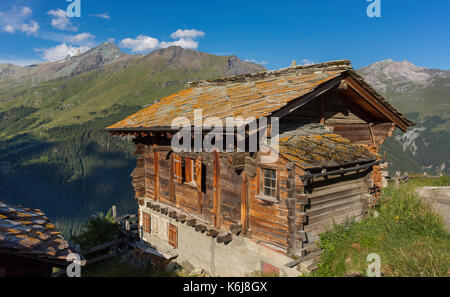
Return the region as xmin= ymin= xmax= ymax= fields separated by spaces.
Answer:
xmin=138 ymin=200 xmax=301 ymax=277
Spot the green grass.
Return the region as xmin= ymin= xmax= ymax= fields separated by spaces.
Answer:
xmin=311 ymin=176 xmax=450 ymax=277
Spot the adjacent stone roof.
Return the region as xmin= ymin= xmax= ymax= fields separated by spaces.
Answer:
xmin=0 ymin=201 xmax=73 ymax=264
xmin=106 ymin=60 xmax=413 ymax=131
xmin=277 ymin=134 xmax=378 ymax=170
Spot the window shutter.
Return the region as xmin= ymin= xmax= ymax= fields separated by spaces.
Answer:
xmin=195 ymin=159 xmax=202 ymax=188
xmin=169 ymin=224 xmax=178 ymax=248
xmin=185 ymin=158 xmax=192 ymax=183
xmin=173 ymin=154 xmax=182 ymax=183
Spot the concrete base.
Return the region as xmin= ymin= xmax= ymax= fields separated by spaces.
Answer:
xmin=139 ymin=201 xmax=302 ymax=277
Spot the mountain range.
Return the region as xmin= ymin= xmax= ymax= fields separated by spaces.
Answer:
xmin=358 ymin=59 xmax=449 ymax=176
xmin=0 ymin=43 xmax=447 ymax=237
xmin=0 ymin=43 xmax=265 ymax=237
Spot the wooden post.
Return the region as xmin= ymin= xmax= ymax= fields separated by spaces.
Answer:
xmin=196 ymin=157 xmax=203 ymax=214
xmin=169 ymin=153 xmax=175 ymax=202
xmin=241 ymin=172 xmax=249 ymax=234
xmin=286 ymin=164 xmax=297 ymax=258
xmin=154 ymin=151 xmax=160 ymax=201
xmin=111 ymin=205 xmax=117 ymax=220
xmin=318 ymin=96 xmax=325 ymax=125
xmin=213 ymin=150 xmax=221 ymax=229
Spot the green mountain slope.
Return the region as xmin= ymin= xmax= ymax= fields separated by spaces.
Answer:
xmin=0 ymin=44 xmax=265 ymax=237
xmin=358 ymin=59 xmax=450 ymax=175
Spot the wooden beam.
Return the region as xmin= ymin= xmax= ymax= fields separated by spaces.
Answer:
xmin=230 ymin=224 xmax=242 ymax=236
xmin=195 ymin=224 xmax=207 ymax=232
xmin=369 ymin=123 xmax=376 ymax=146
xmin=271 ymin=75 xmax=345 ymax=119
xmin=318 ymin=96 xmax=325 ymax=125
xmin=176 ymin=214 xmax=186 ymax=223
xmin=217 ymin=233 xmax=232 ymax=244
xmin=345 ymin=76 xmax=408 ymax=132
xmin=241 ymin=172 xmax=249 ymax=234
xmin=187 ymin=218 xmax=196 ymax=227
xmin=154 ymin=150 xmax=160 ymax=201
xmin=206 ymin=228 xmax=219 ymax=237
xmin=286 ymin=164 xmax=297 ymax=257
xmin=196 ymin=158 xmax=203 ymax=214
xmin=169 ymin=152 xmax=175 ymax=202
xmin=213 ymin=150 xmax=221 ymax=229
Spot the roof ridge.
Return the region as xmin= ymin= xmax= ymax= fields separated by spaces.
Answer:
xmin=187 ymin=60 xmax=353 ymax=88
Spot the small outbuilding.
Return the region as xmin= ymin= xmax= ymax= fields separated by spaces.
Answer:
xmin=0 ymin=201 xmax=74 ymax=277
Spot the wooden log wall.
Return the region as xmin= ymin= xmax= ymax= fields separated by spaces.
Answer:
xmin=245 ymin=156 xmax=292 ymax=249
xmin=301 ymin=170 xmax=372 ymax=244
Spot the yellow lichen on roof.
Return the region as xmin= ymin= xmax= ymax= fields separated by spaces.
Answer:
xmin=0 ymin=201 xmax=73 ymax=262
xmin=107 ymin=62 xmax=350 ymax=130
xmin=276 ymin=134 xmax=377 ymax=170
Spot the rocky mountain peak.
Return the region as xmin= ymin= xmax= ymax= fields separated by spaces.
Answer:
xmin=358 ymin=59 xmax=435 ymax=93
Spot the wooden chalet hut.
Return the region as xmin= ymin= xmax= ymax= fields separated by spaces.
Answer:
xmin=0 ymin=201 xmax=74 ymax=277
xmin=106 ymin=60 xmax=413 ymax=276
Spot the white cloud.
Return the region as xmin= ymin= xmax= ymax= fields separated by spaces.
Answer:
xmin=245 ymin=58 xmax=268 ymax=65
xmin=160 ymin=38 xmax=199 ymax=50
xmin=120 ymin=35 xmax=160 ymax=53
xmin=21 ymin=7 xmax=32 ymax=17
xmin=91 ymin=13 xmax=111 ymax=20
xmin=47 ymin=9 xmax=77 ymax=31
xmin=0 ymin=6 xmax=39 ymax=35
xmin=35 ymin=43 xmax=90 ymax=62
xmin=66 ymin=33 xmax=95 ymax=45
xmin=170 ymin=29 xmax=205 ymax=39
xmin=120 ymin=28 xmax=204 ymax=54
xmin=21 ymin=20 xmax=39 ymax=34
xmin=4 ymin=25 xmax=15 ymax=33
xmin=301 ymin=59 xmax=314 ymax=66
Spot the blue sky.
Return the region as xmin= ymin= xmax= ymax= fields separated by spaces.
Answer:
xmin=0 ymin=0 xmax=449 ymax=70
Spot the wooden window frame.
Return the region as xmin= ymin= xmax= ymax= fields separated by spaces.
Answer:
xmin=257 ymin=168 xmax=280 ymax=204
xmin=173 ymin=154 xmax=197 ymax=187
xmin=142 ymin=212 xmax=151 ymax=233
xmin=168 ymin=223 xmax=178 ymax=248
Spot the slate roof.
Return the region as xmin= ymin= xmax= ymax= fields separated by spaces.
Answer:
xmin=107 ymin=60 xmax=413 ymax=131
xmin=0 ymin=201 xmax=73 ymax=264
xmin=276 ymin=134 xmax=378 ymax=170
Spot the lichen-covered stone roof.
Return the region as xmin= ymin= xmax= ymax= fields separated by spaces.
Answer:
xmin=277 ymin=134 xmax=378 ymax=170
xmin=107 ymin=60 xmax=413 ymax=131
xmin=0 ymin=201 xmax=73 ymax=263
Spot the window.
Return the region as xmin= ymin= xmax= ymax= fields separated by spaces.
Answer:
xmin=173 ymin=154 xmax=197 ymax=186
xmin=151 ymin=214 xmax=158 ymax=235
xmin=168 ymin=224 xmax=178 ymax=248
xmin=263 ymin=169 xmax=277 ymax=198
xmin=142 ymin=212 xmax=151 ymax=233
xmin=159 ymin=218 xmax=169 ymax=241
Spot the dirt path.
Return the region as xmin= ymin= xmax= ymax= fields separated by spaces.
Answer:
xmin=415 ymin=187 xmax=450 ymax=231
